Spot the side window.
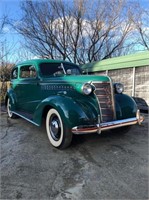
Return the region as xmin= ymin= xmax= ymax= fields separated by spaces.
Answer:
xmin=11 ymin=68 xmax=18 ymax=79
xmin=29 ymin=66 xmax=37 ymax=78
xmin=20 ymin=65 xmax=37 ymax=78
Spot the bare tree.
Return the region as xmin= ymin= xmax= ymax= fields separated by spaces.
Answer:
xmin=132 ymin=6 xmax=149 ymax=50
xmin=0 ymin=15 xmax=16 ymax=102
xmin=0 ymin=16 xmax=15 ymax=81
xmin=0 ymin=15 xmax=8 ymax=60
xmin=13 ymin=0 xmax=145 ymax=64
xmin=0 ymin=14 xmax=17 ymax=63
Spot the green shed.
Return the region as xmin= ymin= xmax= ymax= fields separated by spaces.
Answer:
xmin=82 ymin=51 xmax=149 ymax=105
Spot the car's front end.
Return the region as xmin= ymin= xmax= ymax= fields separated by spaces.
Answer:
xmin=64 ymin=75 xmax=144 ymax=135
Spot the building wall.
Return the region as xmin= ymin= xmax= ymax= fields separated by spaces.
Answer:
xmin=108 ymin=68 xmax=133 ymax=97
xmin=135 ymin=66 xmax=149 ymax=105
xmin=92 ymin=66 xmax=149 ymax=105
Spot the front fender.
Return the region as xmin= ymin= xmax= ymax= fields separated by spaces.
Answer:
xmin=115 ymin=94 xmax=138 ymax=120
xmin=33 ymin=95 xmax=99 ymax=127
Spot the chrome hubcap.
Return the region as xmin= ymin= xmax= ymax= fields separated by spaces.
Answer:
xmin=50 ymin=115 xmax=61 ymax=141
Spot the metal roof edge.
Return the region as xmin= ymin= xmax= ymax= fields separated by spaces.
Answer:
xmin=82 ymin=51 xmax=149 ymax=72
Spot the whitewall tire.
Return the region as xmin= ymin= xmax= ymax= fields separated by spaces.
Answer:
xmin=46 ymin=109 xmax=72 ymax=149
xmin=7 ymin=98 xmax=16 ymax=118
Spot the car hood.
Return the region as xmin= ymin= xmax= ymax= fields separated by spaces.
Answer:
xmin=41 ymin=75 xmax=111 ymax=84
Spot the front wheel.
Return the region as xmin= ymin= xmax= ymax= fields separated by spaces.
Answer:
xmin=46 ymin=109 xmax=72 ymax=149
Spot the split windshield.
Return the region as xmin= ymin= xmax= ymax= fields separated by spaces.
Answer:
xmin=39 ymin=62 xmax=82 ymax=77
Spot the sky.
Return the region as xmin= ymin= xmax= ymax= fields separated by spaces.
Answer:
xmin=0 ymin=0 xmax=24 ymax=62
xmin=0 ymin=0 xmax=149 ymax=63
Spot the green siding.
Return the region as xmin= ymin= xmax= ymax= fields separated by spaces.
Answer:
xmin=81 ymin=51 xmax=149 ymax=72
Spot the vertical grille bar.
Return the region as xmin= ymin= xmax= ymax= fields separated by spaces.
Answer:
xmin=93 ymin=82 xmax=114 ymax=122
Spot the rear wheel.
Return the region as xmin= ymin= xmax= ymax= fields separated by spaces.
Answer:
xmin=7 ymin=98 xmax=17 ymax=119
xmin=46 ymin=108 xmax=72 ymax=149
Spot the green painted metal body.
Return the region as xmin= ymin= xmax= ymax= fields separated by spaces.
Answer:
xmin=6 ymin=59 xmax=137 ymax=129
xmin=115 ymin=94 xmax=137 ymax=119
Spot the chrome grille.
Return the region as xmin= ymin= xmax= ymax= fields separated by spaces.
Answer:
xmin=93 ymin=82 xmax=114 ymax=122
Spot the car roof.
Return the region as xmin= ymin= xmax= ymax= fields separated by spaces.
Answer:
xmin=16 ymin=59 xmax=77 ymax=67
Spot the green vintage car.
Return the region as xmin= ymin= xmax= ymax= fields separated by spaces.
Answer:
xmin=5 ymin=59 xmax=144 ymax=149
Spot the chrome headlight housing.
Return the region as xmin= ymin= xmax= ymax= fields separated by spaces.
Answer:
xmin=114 ymin=83 xmax=124 ymax=94
xmin=82 ymin=83 xmax=93 ymax=95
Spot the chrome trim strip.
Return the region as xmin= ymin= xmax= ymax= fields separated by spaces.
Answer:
xmin=99 ymin=117 xmax=137 ymax=131
xmin=92 ymin=82 xmax=103 ymax=122
xmin=12 ymin=111 xmax=40 ymax=126
xmin=72 ymin=118 xmax=138 ymax=134
xmin=108 ymin=76 xmax=116 ymax=119
xmin=93 ymin=79 xmax=115 ymax=122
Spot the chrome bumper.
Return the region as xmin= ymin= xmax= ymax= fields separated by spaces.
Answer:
xmin=72 ymin=110 xmax=144 ymax=135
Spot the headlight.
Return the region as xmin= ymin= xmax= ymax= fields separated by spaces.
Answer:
xmin=114 ymin=83 xmax=124 ymax=94
xmin=82 ymin=83 xmax=93 ymax=95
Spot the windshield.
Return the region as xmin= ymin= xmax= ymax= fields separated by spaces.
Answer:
xmin=39 ymin=62 xmax=82 ymax=77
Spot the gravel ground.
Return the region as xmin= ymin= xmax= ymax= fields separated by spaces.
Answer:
xmin=0 ymin=107 xmax=149 ymax=200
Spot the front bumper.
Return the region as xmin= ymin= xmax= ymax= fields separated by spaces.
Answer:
xmin=72 ymin=110 xmax=144 ymax=134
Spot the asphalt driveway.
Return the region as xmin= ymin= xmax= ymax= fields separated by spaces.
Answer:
xmin=1 ymin=107 xmax=148 ymax=199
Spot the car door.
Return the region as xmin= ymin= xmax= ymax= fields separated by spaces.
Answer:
xmin=10 ymin=67 xmax=20 ymax=110
xmin=16 ymin=64 xmax=41 ymax=114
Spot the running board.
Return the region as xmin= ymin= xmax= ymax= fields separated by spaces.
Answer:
xmin=12 ymin=111 xmax=39 ymax=126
